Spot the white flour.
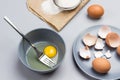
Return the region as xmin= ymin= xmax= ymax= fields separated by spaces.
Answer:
xmin=55 ymin=0 xmax=81 ymax=8
xmin=41 ymin=0 xmax=62 ymax=15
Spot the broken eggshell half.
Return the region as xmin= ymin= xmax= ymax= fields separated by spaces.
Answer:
xmin=83 ymin=33 xmax=97 ymax=46
xmin=98 ymin=26 xmax=111 ymax=39
xmin=79 ymin=46 xmax=91 ymax=59
xmin=106 ymin=32 xmax=120 ymax=48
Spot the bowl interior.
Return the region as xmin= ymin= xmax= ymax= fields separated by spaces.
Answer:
xmin=18 ymin=29 xmax=65 ymax=73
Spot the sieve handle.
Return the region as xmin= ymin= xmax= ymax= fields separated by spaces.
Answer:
xmin=4 ymin=16 xmax=35 ymax=48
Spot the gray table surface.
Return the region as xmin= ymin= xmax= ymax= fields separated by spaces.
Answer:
xmin=0 ymin=0 xmax=120 ymax=80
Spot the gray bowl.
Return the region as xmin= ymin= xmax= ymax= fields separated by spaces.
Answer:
xmin=18 ymin=29 xmax=65 ymax=73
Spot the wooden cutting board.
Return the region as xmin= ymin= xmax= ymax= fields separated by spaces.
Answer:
xmin=27 ymin=0 xmax=90 ymax=31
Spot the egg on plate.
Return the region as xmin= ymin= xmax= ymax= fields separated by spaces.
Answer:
xmin=92 ymin=58 xmax=111 ymax=74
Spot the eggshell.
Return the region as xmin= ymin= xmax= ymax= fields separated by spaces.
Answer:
xmin=98 ymin=26 xmax=111 ymax=39
xmin=95 ymin=38 xmax=104 ymax=50
xmin=104 ymin=50 xmax=112 ymax=59
xmin=79 ymin=46 xmax=91 ymax=59
xmin=87 ymin=4 xmax=104 ymax=19
xmin=106 ymin=32 xmax=120 ymax=48
xmin=92 ymin=58 xmax=111 ymax=73
xmin=83 ymin=33 xmax=97 ymax=46
xmin=94 ymin=51 xmax=103 ymax=58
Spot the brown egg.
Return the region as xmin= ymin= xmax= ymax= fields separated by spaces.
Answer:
xmin=106 ymin=32 xmax=120 ymax=48
xmin=87 ymin=4 xmax=104 ymax=19
xmin=117 ymin=45 xmax=120 ymax=56
xmin=92 ymin=58 xmax=111 ymax=73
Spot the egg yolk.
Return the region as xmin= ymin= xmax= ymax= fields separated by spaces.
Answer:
xmin=44 ymin=45 xmax=57 ymax=58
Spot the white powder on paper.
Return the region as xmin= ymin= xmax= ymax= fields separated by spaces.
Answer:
xmin=56 ymin=0 xmax=81 ymax=8
xmin=41 ymin=0 xmax=62 ymax=15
